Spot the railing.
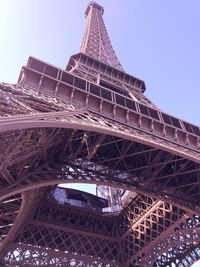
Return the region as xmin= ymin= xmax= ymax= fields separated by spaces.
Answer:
xmin=17 ymin=56 xmax=200 ymax=155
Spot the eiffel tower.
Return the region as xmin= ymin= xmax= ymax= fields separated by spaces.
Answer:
xmin=0 ymin=2 xmax=200 ymax=266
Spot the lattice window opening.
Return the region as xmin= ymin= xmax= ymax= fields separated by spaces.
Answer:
xmin=47 ymin=154 xmax=136 ymax=214
xmin=153 ymin=244 xmax=200 ymax=267
xmin=4 ymin=245 xmax=120 ymax=267
xmin=16 ymin=224 xmax=121 ymax=261
xmin=128 ymin=247 xmax=200 ymax=267
xmin=38 ymin=181 xmax=135 ymax=219
xmin=137 ymin=216 xmax=200 ymax=266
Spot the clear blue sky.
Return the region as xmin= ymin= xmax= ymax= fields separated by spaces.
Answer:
xmin=0 ymin=1 xmax=200 ymax=265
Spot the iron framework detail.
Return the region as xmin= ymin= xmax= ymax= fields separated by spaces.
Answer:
xmin=0 ymin=1 xmax=200 ymax=266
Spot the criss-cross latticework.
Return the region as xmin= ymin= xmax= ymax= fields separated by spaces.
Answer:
xmin=0 ymin=1 xmax=200 ymax=266
xmin=80 ymin=2 xmax=123 ymax=71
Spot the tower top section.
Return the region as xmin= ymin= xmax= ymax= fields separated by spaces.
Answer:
xmin=85 ymin=1 xmax=104 ymax=17
xmin=80 ymin=1 xmax=124 ymax=71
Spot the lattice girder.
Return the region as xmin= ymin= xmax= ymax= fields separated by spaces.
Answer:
xmin=17 ymin=223 xmax=121 ymax=262
xmin=4 ymin=243 xmax=120 ymax=267
xmin=140 ymin=216 xmax=200 ymax=266
xmin=33 ymin=201 xmax=117 ymax=238
xmin=16 ymin=58 xmax=200 ymax=162
xmin=0 ymin=189 xmax=45 ymax=263
xmin=0 ymin=105 xmax=200 ymax=265
xmin=3 ymin=192 xmax=123 ymax=266
xmin=80 ymin=2 xmax=123 ymax=71
xmin=1 ymin=1 xmax=200 ymax=265
xmin=119 ymin=195 xmax=188 ymax=265
xmin=1 ymin=188 xmax=199 ymax=266
xmin=66 ymin=53 xmax=148 ymax=103
xmin=174 ymin=246 xmax=200 ymax=267
xmin=0 ymin=122 xmax=199 ymax=213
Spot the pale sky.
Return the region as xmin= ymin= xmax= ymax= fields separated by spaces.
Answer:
xmin=193 ymin=261 xmax=200 ymax=267
xmin=1 ymin=1 xmax=200 ymax=265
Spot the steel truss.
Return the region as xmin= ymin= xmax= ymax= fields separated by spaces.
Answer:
xmin=0 ymin=1 xmax=200 ymax=266
xmin=0 ymin=80 xmax=200 ymax=266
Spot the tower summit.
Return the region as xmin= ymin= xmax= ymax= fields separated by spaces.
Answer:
xmin=81 ymin=1 xmax=124 ymax=71
xmin=0 ymin=2 xmax=200 ymax=267
xmin=66 ymin=1 xmax=149 ymax=105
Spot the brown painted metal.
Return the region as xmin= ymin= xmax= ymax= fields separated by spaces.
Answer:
xmin=0 ymin=1 xmax=200 ymax=266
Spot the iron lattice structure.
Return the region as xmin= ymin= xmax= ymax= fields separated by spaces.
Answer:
xmin=0 ymin=2 xmax=200 ymax=266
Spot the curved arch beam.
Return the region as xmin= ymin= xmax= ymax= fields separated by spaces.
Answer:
xmin=0 ymin=111 xmax=199 ymax=164
xmin=0 ymin=190 xmax=41 ymax=260
xmin=174 ymin=245 xmax=200 ymax=267
xmin=0 ymin=178 xmax=198 ymax=216
xmin=140 ymin=225 xmax=200 ymax=266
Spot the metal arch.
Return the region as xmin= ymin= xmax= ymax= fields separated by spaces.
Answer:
xmin=0 ymin=189 xmax=44 ymax=261
xmin=152 ymin=245 xmax=200 ymax=267
xmin=0 ymin=0 xmax=200 ymax=263
xmin=4 ymin=243 xmax=121 ymax=267
xmin=155 ymin=245 xmax=200 ymax=267
xmin=0 ymin=193 xmax=22 ymax=263
xmin=2 ymin=187 xmax=123 ymax=267
xmin=0 ymin=194 xmax=22 ymax=258
xmin=176 ymin=246 xmax=200 ymax=267
xmin=1 ymin=187 xmax=197 ymax=267
xmin=0 ymin=126 xmax=200 ymax=214
xmin=0 ymin=155 xmax=199 ymax=216
xmin=0 ymin=111 xmax=199 ymax=165
xmin=139 ymin=218 xmax=200 ymax=267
